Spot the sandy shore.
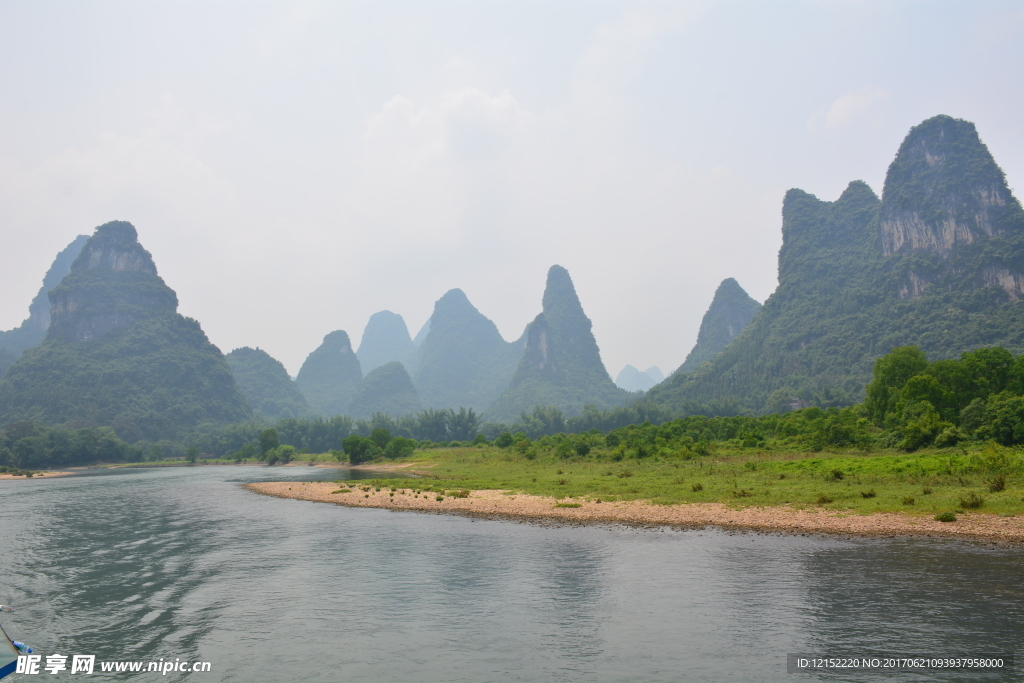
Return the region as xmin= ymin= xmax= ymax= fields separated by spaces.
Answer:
xmin=244 ymin=481 xmax=1024 ymax=544
xmin=0 ymin=470 xmax=72 ymax=479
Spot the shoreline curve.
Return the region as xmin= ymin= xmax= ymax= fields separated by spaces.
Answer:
xmin=244 ymin=481 xmax=1024 ymax=545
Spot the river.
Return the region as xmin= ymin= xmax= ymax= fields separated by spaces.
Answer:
xmin=1 ymin=465 xmax=1021 ymax=681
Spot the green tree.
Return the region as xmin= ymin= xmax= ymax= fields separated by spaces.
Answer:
xmin=865 ymin=346 xmax=929 ymax=425
xmin=341 ymin=435 xmax=379 ymax=465
xmin=370 ymin=428 xmax=392 ymax=450
xmin=259 ymin=428 xmax=280 ymax=456
xmin=186 ymin=446 xmax=198 ymax=463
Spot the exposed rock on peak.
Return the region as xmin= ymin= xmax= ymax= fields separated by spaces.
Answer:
xmin=879 ymin=115 xmax=1024 ymax=299
xmin=47 ymin=221 xmax=178 ymax=343
xmin=0 ymin=221 xmax=251 ymax=441
xmin=486 ymin=265 xmax=627 ymax=420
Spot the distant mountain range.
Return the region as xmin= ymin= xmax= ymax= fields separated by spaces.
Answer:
xmin=614 ymin=365 xmax=664 ymax=393
xmin=2 ymin=115 xmax=1021 ymax=439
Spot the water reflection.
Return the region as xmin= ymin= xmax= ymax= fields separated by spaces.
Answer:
xmin=1 ymin=467 xmax=1022 ymax=682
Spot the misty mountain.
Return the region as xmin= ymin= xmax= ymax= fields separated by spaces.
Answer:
xmin=413 ymin=288 xmax=525 ymax=412
xmin=226 ymin=346 xmax=311 ymax=420
xmin=486 ymin=265 xmax=630 ymax=421
xmin=649 ymin=115 xmax=1024 ymax=414
xmin=0 ymin=234 xmax=89 ymax=370
xmin=614 ymin=365 xmax=664 ymax=392
xmin=356 ymin=310 xmax=418 ymax=375
xmin=0 ymin=221 xmax=252 ymax=440
xmin=672 ymin=278 xmax=761 ymax=376
xmin=295 ymin=330 xmax=363 ymax=417
xmin=346 ymin=361 xmax=422 ymax=419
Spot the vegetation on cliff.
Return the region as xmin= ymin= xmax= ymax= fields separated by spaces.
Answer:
xmin=226 ymin=347 xmax=311 ymax=420
xmin=413 ymin=288 xmax=524 ymax=412
xmin=650 ymin=116 xmax=1024 ymax=414
xmin=0 ymin=222 xmax=251 ymax=441
xmin=487 ymin=266 xmax=629 ymax=420
xmin=346 ymin=361 xmax=422 ymax=419
xmin=673 ymin=278 xmax=761 ymax=376
xmin=295 ymin=330 xmax=363 ymax=416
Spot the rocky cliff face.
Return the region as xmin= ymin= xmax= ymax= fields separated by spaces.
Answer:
xmin=879 ymin=115 xmax=1024 ymax=299
xmin=648 ymin=116 xmax=1024 ymax=415
xmin=295 ymin=330 xmax=363 ymax=416
xmin=486 ymin=266 xmax=627 ymax=421
xmin=673 ymin=278 xmax=761 ymax=375
xmin=413 ymin=288 xmax=523 ymax=411
xmin=0 ymin=234 xmax=88 ymax=357
xmin=0 ymin=221 xmax=251 ymax=440
xmin=47 ymin=221 xmax=178 ymax=343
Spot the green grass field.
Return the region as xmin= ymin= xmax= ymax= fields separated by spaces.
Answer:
xmin=344 ymin=444 xmax=1024 ymax=517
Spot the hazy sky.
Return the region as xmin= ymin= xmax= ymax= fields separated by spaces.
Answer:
xmin=2 ymin=1 xmax=1023 ymax=378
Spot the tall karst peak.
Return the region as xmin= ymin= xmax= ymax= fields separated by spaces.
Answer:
xmin=648 ymin=115 xmax=1024 ymax=415
xmin=0 ymin=220 xmax=251 ymax=440
xmin=879 ymin=115 xmax=1024 ymax=299
xmin=0 ymin=234 xmax=88 ymax=360
xmin=296 ymin=330 xmax=363 ymax=416
xmin=541 ymin=265 xmax=588 ymax=326
xmin=673 ymin=278 xmax=762 ymax=376
xmin=356 ymin=310 xmax=417 ymax=375
xmin=486 ymin=265 xmax=626 ymax=420
xmin=413 ymin=288 xmax=522 ymax=411
xmin=75 ymin=221 xmax=158 ymax=273
xmin=47 ymin=221 xmax=178 ymax=343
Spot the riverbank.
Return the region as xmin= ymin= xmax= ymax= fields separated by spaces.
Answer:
xmin=245 ymin=480 xmax=1024 ymax=544
xmin=0 ymin=470 xmax=72 ymax=479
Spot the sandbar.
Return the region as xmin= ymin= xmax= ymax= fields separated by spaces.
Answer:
xmin=244 ymin=480 xmax=1024 ymax=544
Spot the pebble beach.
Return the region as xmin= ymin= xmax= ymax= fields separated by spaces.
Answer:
xmin=245 ymin=480 xmax=1024 ymax=544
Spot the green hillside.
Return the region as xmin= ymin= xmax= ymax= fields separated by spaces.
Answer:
xmin=347 ymin=361 xmax=422 ymax=419
xmin=295 ymin=330 xmax=363 ymax=416
xmin=413 ymin=288 xmax=524 ymax=411
xmin=649 ymin=115 xmax=1024 ymax=415
xmin=0 ymin=221 xmax=252 ymax=440
xmin=487 ymin=265 xmax=629 ymax=421
xmin=226 ymin=347 xmax=311 ymax=420
xmin=674 ymin=278 xmax=761 ymax=375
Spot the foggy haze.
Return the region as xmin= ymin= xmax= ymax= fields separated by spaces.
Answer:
xmin=1 ymin=0 xmax=1022 ymax=378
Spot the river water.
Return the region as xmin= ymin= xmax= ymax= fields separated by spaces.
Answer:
xmin=1 ymin=466 xmax=1021 ymax=682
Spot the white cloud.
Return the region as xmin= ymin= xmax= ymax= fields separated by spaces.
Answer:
xmin=822 ymin=87 xmax=890 ymax=129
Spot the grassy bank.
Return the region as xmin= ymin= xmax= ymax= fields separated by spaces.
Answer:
xmin=343 ymin=444 xmax=1024 ymax=517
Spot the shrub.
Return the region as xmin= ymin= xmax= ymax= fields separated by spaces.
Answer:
xmin=987 ymin=474 xmax=1006 ymax=492
xmin=554 ymin=503 xmax=582 ymax=508
xmin=691 ymin=483 xmax=703 ymax=492
xmin=959 ymin=492 xmax=985 ymax=509
xmin=861 ymin=489 xmax=876 ymax=498
xmin=935 ymin=511 xmax=957 ymax=522
xmin=816 ymin=495 xmax=833 ymax=505
xmin=902 ymin=496 xmax=915 ymax=505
